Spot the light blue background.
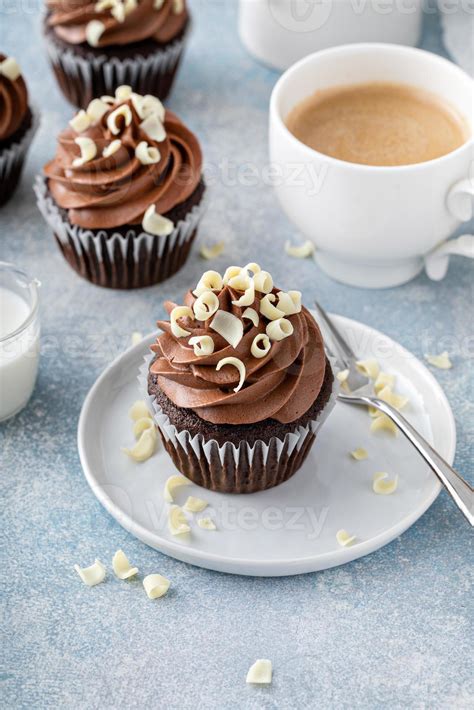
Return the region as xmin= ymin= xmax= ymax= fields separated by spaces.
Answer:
xmin=1 ymin=3 xmax=473 ymax=708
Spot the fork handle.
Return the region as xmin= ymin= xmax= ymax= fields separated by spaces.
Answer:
xmin=339 ymin=395 xmax=474 ymax=525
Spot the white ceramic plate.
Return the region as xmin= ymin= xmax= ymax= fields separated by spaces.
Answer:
xmin=78 ymin=315 xmax=455 ymax=576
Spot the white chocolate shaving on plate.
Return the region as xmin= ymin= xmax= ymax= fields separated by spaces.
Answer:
xmin=102 ymin=139 xmax=121 ymax=158
xmin=69 ymin=109 xmax=91 ymax=133
xmin=188 ymin=335 xmax=215 ymax=357
xmin=143 ymin=574 xmax=170 ymax=599
xmin=277 ymin=290 xmax=302 ymax=315
xmin=131 ymin=331 xmax=142 ymax=346
xmin=168 ymin=505 xmax=191 ymax=536
xmin=86 ymin=98 xmax=109 ymax=123
xmin=135 ymin=141 xmax=160 ymax=165
xmin=86 ymin=19 xmax=105 ymax=47
xmin=129 ymin=400 xmax=151 ymax=421
xmin=266 ymin=318 xmax=294 ymax=342
xmin=170 ymin=305 xmax=194 ymax=338
xmin=231 ymin=281 xmax=255 ymax=308
xmin=210 ymin=310 xmax=244 ymax=349
xmin=74 ymin=559 xmax=106 ymax=586
xmin=199 ymin=241 xmax=225 ymax=260
xmin=163 ymin=474 xmax=191 ymax=503
xmin=140 ymin=115 xmax=166 ymax=142
xmin=216 ymin=357 xmax=246 ymax=393
xmin=107 ymin=103 xmax=132 ymax=134
xmin=246 ymin=659 xmax=272 ymax=685
xmin=121 ymin=427 xmax=156 ymax=462
xmin=251 ymin=333 xmax=271 ymax=359
xmin=242 ymin=307 xmax=259 ymax=327
xmin=197 ymin=517 xmax=216 ymax=530
xmin=373 ymin=472 xmax=399 ymax=495
xmin=183 ymin=496 xmax=208 ymax=513
xmin=374 ymin=372 xmax=395 ymax=394
xmin=72 ymin=137 xmax=97 ymax=167
xmin=260 ymin=294 xmax=285 ymax=321
xmin=425 ymin=351 xmax=453 ymax=369
xmin=285 ymin=240 xmax=314 ymax=258
xmin=193 ymin=291 xmax=219 ymax=321
xmin=377 ymin=386 xmax=409 ymax=411
xmin=253 ymin=270 xmax=273 ymax=293
xmin=142 ymin=204 xmax=174 ymax=236
xmin=133 ymin=416 xmax=155 ymax=439
xmin=336 ymin=530 xmax=356 ymax=547
xmin=194 ymin=270 xmax=223 ymax=296
xmin=0 ymin=57 xmax=21 ymax=81
xmin=356 ymin=358 xmax=380 ymax=380
xmin=112 ymin=550 xmax=138 ymax=579
xmin=115 ymin=84 xmax=132 ymax=100
xmin=336 ymin=369 xmax=349 ymax=383
xmin=370 ymin=414 xmax=397 ymax=436
xmin=350 ymin=447 xmax=368 ymax=461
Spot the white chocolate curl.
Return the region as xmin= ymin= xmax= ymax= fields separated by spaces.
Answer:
xmin=336 ymin=530 xmax=356 ymax=547
xmin=378 ymin=386 xmax=409 ymax=411
xmin=199 ymin=241 xmax=225 ymax=260
xmin=373 ymin=472 xmax=399 ymax=495
xmin=72 ymin=137 xmax=97 ymax=167
xmin=246 ymin=660 xmax=272 ymax=685
xmin=370 ymin=414 xmax=397 ymax=436
xmin=121 ymin=427 xmax=156 ymax=462
xmin=216 ymin=357 xmax=246 ymax=393
xmin=193 ymin=270 xmax=223 ymax=296
xmin=69 ymin=110 xmax=91 ymax=133
xmin=170 ymin=306 xmax=194 ymax=338
xmin=140 ymin=115 xmax=166 ymax=142
xmin=251 ymin=334 xmax=271 ymax=359
xmin=107 ymin=104 xmax=132 ymax=135
xmin=142 ymin=205 xmax=174 ymax=237
xmin=115 ymin=84 xmax=132 ymax=100
xmin=102 ymin=139 xmax=121 ymax=157
xmin=168 ymin=505 xmax=191 ymax=536
xmin=244 ymin=262 xmax=261 ymax=275
xmin=135 ymin=141 xmax=160 ymax=165
xmin=0 ymin=57 xmax=21 ymax=81
xmin=222 ymin=266 xmax=242 ymax=284
xmin=74 ymin=559 xmax=106 ymax=586
xmin=232 ymin=281 xmax=255 ymax=308
xmin=425 ymin=351 xmax=452 ymax=369
xmin=260 ymin=294 xmax=285 ymax=321
xmin=86 ymin=98 xmax=108 ymax=123
xmin=129 ymin=400 xmax=151 ymax=420
xmin=132 ymin=93 xmax=165 ymax=122
xmin=210 ymin=311 xmax=244 ymax=349
xmin=285 ymin=240 xmax=314 ymax=258
xmin=163 ymin=475 xmax=191 ymax=503
xmin=227 ymin=270 xmax=251 ymax=292
xmin=242 ymin=307 xmax=259 ymax=327
xmin=197 ymin=517 xmax=216 ymax=530
xmin=188 ymin=335 xmax=215 ymax=357
xmin=193 ymin=292 xmax=219 ymax=321
xmin=133 ymin=416 xmax=155 ymax=439
xmin=85 ymin=20 xmax=105 ymax=47
xmin=253 ymin=270 xmax=273 ymax=293
xmin=112 ymin=550 xmax=138 ymax=579
xmin=183 ymin=496 xmax=208 ymax=513
xmin=266 ymin=318 xmax=294 ymax=342
xmin=356 ymin=358 xmax=380 ymax=380
xmin=350 ymin=448 xmax=368 ymax=461
xmin=143 ymin=574 xmax=170 ymax=599
xmin=277 ymin=290 xmax=302 ymax=315
xmin=374 ymin=372 xmax=396 ymax=394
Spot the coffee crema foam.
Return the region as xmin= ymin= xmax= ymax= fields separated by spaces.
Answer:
xmin=286 ymin=82 xmax=469 ymax=167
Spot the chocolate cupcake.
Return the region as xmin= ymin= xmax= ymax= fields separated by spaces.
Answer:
xmin=140 ymin=264 xmax=336 ymax=493
xmin=0 ymin=55 xmax=39 ymax=206
xmin=44 ymin=0 xmax=190 ymax=109
xmin=35 ymin=86 xmax=205 ymax=288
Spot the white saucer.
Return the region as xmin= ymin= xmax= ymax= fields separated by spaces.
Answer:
xmin=78 ymin=314 xmax=455 ymax=577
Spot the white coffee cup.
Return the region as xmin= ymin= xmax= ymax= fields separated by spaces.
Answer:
xmin=269 ymin=44 xmax=474 ymax=288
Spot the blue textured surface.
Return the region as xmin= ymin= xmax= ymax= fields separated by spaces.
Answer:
xmin=1 ymin=5 xmax=473 ymax=708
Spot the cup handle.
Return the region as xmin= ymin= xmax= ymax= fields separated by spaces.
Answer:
xmin=424 ymin=234 xmax=474 ymax=281
xmin=446 ymin=177 xmax=474 ymax=222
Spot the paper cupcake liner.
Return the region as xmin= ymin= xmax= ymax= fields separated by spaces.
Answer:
xmin=44 ymin=28 xmax=187 ymax=108
xmin=34 ymin=175 xmax=206 ymax=289
xmin=139 ymin=355 xmax=338 ymax=494
xmin=0 ymin=105 xmax=40 ymax=206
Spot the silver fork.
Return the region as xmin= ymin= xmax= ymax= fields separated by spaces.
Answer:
xmin=314 ymin=301 xmax=473 ymax=526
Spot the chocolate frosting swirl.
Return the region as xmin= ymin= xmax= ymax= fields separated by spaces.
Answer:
xmin=46 ymin=0 xmax=188 ymax=47
xmin=150 ymin=284 xmax=327 ymax=425
xmin=0 ymin=54 xmax=28 ymax=142
xmin=43 ymin=92 xmax=202 ymax=228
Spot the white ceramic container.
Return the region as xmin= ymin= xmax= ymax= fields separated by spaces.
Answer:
xmin=269 ymin=44 xmax=474 ymax=288
xmin=239 ymin=0 xmax=423 ymax=70
xmin=0 ymin=263 xmax=40 ymax=421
